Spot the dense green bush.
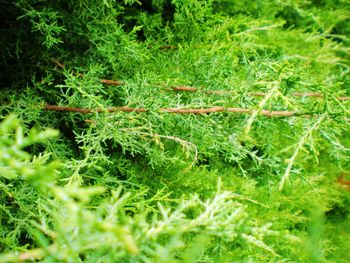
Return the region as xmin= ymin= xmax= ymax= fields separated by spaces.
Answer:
xmin=1 ymin=0 xmax=350 ymax=262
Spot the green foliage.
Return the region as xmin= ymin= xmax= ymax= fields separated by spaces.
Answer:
xmin=1 ymin=0 xmax=350 ymax=262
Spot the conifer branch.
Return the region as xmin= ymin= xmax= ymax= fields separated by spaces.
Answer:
xmin=100 ymin=79 xmax=124 ymax=86
xmin=52 ymin=59 xmax=65 ymax=70
xmin=3 ymin=1 xmax=350 ymax=261
xmin=52 ymin=60 xmax=350 ymax=101
xmin=0 ymin=245 xmax=56 ymax=263
xmin=337 ymin=174 xmax=350 ymax=190
xmin=159 ymin=45 xmax=178 ymax=50
xmin=120 ymin=130 xmax=198 ymax=165
xmin=170 ymin=86 xmax=199 ymax=92
xmin=44 ymin=104 xmax=310 ymax=117
xmin=170 ymin=86 xmax=350 ymax=101
xmin=44 ymin=104 xmax=147 ymax=114
xmin=244 ymin=83 xmax=280 ymax=134
xmin=52 ymin=59 xmax=124 ymax=86
xmin=279 ymin=114 xmax=326 ymax=191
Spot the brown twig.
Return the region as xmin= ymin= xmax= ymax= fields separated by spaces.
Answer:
xmin=160 ymin=106 xmax=227 ymax=114
xmin=338 ymin=174 xmax=350 ymax=190
xmin=337 ymin=97 xmax=350 ymax=101
xmin=52 ymin=59 xmax=65 ymax=69
xmin=100 ymin=79 xmax=124 ymax=86
xmin=291 ymin=92 xmax=324 ymax=98
xmin=170 ymin=86 xmax=198 ymax=92
xmin=44 ymin=105 xmax=147 ymax=114
xmin=170 ymin=86 xmax=350 ymax=101
xmin=159 ymin=45 xmax=177 ymax=50
xmin=52 ymin=59 xmax=123 ymax=86
xmin=52 ymin=59 xmax=349 ymax=100
xmin=0 ymin=244 xmax=56 ymax=263
xmin=44 ymin=104 xmax=308 ymax=117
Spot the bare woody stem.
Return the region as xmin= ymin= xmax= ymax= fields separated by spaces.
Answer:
xmin=337 ymin=174 xmax=350 ymax=190
xmin=159 ymin=45 xmax=177 ymax=50
xmin=44 ymin=104 xmax=309 ymax=117
xmin=52 ymin=60 xmax=349 ymax=101
xmin=100 ymin=79 xmax=124 ymax=86
xmin=52 ymin=59 xmax=124 ymax=86
xmin=170 ymin=86 xmax=350 ymax=101
xmin=44 ymin=105 xmax=147 ymax=114
xmin=52 ymin=59 xmax=65 ymax=69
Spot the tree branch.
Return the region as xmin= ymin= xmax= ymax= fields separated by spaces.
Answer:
xmin=52 ymin=60 xmax=349 ymax=101
xmin=100 ymin=79 xmax=124 ymax=86
xmin=0 ymin=244 xmax=56 ymax=263
xmin=44 ymin=104 xmax=311 ymax=117
xmin=170 ymin=86 xmax=350 ymax=101
xmin=52 ymin=59 xmax=124 ymax=86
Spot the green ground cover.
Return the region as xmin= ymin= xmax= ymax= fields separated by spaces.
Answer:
xmin=1 ymin=0 xmax=350 ymax=262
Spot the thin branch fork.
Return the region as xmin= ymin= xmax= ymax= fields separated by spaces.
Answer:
xmin=44 ymin=104 xmax=308 ymax=117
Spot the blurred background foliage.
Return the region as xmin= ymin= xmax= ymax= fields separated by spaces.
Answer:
xmin=1 ymin=0 xmax=350 ymax=262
